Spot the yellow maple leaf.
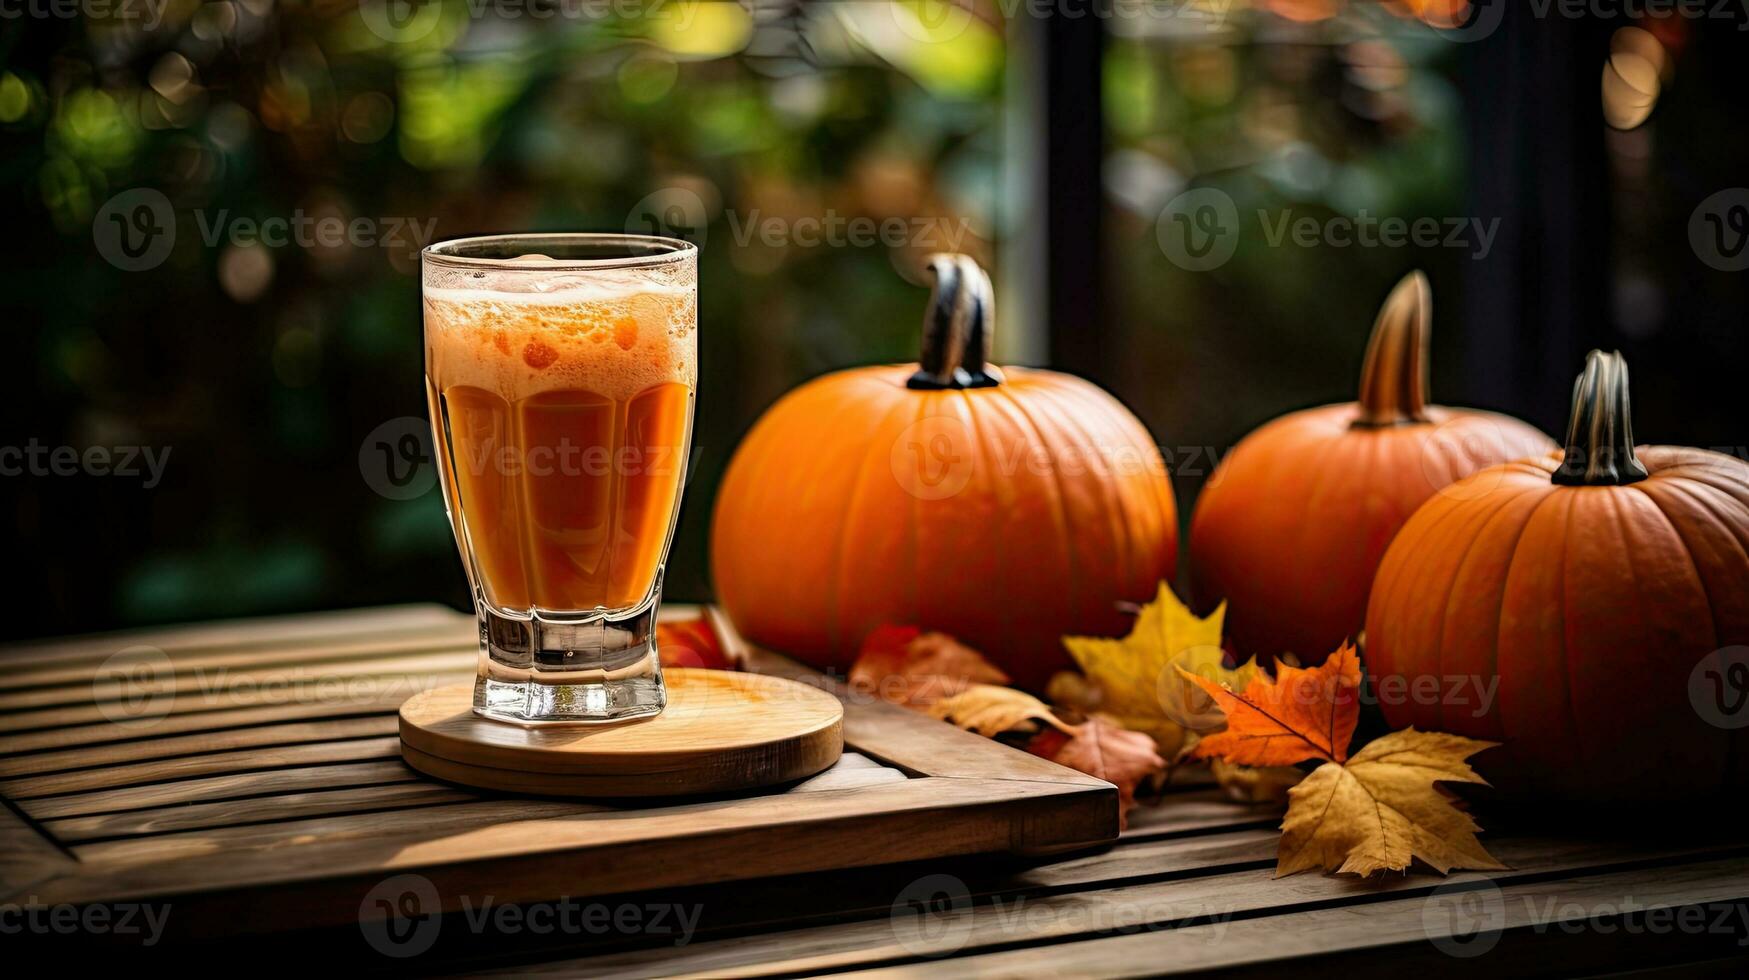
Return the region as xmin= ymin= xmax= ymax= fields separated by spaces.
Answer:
xmin=927 ymin=684 xmax=1077 ymax=738
xmin=1277 ymin=729 xmax=1507 ymax=878
xmin=1062 ymin=583 xmax=1257 ymax=754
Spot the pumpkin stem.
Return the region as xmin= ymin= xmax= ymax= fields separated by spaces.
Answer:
xmin=1553 ymin=349 xmax=1649 ymax=486
xmin=909 ymin=254 xmax=1000 ymax=390
xmin=1353 ymin=271 xmax=1433 ymax=428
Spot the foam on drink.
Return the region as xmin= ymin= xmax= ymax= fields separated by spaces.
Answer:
xmin=423 ymin=278 xmax=696 ymax=401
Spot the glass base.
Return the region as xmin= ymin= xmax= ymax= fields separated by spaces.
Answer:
xmin=474 ymin=674 xmax=665 ymax=724
xmin=470 ymin=575 xmax=668 ymax=724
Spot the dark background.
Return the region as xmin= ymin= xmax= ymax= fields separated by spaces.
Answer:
xmin=2 ymin=1 xmax=1745 ymax=640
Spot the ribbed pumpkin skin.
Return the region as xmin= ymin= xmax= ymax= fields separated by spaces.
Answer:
xmin=1364 ymin=448 xmax=1749 ymax=802
xmin=711 ymin=364 xmax=1177 ymax=692
xmin=1188 ymin=404 xmax=1553 ymax=663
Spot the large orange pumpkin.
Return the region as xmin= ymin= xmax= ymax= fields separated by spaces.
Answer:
xmin=1188 ymin=272 xmax=1553 ymax=663
xmin=1365 ymin=350 xmax=1749 ymax=802
xmin=712 ymin=255 xmax=1176 ymax=691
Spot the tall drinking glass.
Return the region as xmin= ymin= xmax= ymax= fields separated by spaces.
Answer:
xmin=422 ymin=235 xmax=696 ymax=723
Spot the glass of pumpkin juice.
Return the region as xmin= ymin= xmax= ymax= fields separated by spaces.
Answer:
xmin=422 ymin=235 xmax=696 ymax=722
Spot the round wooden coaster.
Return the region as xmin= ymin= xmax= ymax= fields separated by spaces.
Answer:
xmin=398 ymin=669 xmax=843 ymax=797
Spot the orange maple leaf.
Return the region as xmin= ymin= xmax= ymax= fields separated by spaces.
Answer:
xmin=1180 ymin=642 xmax=1362 ymax=767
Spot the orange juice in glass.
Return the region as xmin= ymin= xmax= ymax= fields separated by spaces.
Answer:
xmin=422 ymin=235 xmax=696 ymax=722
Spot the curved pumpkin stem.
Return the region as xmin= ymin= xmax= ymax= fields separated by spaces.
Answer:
xmin=1553 ymin=349 xmax=1649 ymax=486
xmin=1352 ymin=270 xmax=1432 ymax=428
xmin=909 ymin=254 xmax=999 ymax=390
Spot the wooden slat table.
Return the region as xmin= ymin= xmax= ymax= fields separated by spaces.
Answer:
xmin=4 ymin=606 xmax=1749 ymax=977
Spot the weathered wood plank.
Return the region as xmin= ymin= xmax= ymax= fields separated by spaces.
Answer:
xmin=0 ymin=691 xmax=435 ymax=753
xmin=0 ymin=737 xmax=403 ymax=799
xmin=19 ymin=760 xmax=424 ymax=819
xmin=45 ymin=782 xmax=481 ymax=842
xmin=0 ymin=604 xmax=467 ymax=670
xmin=0 ymin=651 xmax=474 ymax=713
xmin=70 ymin=797 xmax=598 ymax=867
xmin=0 ymin=717 xmax=400 ymax=779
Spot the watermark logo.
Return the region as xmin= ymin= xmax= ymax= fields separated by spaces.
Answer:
xmin=360 ymin=417 xmax=437 ymax=501
xmin=357 ymin=873 xmax=705 ymax=959
xmin=94 ymin=189 xmax=437 ymax=271
xmin=1425 ymin=0 xmax=1507 ymax=44
xmin=1158 ymin=189 xmax=1501 ymax=271
xmin=360 ymin=415 xmax=706 ymax=499
xmin=0 ymin=440 xmax=172 ymax=487
xmin=627 ymin=186 xmax=710 ymax=246
xmin=190 ymin=210 xmax=435 ymax=256
xmin=891 ymin=0 xmax=1237 ymax=44
xmin=359 ymin=873 xmax=443 ymax=958
xmin=93 ymin=188 xmax=175 ymax=272
xmin=1425 ymin=1 xmax=1747 ymax=45
xmin=360 ymin=0 xmax=444 ymax=44
xmin=890 ymin=873 xmax=975 ymax=956
xmin=0 ymin=0 xmax=170 ymax=29
xmin=1155 ymin=644 xmax=1236 ymax=730
xmin=1157 ymin=187 xmax=1240 ymax=273
xmin=94 ymin=645 xmax=175 ymax=728
xmin=1690 ymin=189 xmax=1749 ymax=272
xmin=1256 ymin=210 xmax=1500 ymax=260
xmin=1424 ymin=884 xmax=1749 ymax=958
xmin=1423 ymin=879 xmax=1506 ymax=958
xmin=0 ymin=897 xmax=172 ymax=944
xmin=890 ymin=416 xmax=976 ymax=500
xmin=890 ymin=0 xmax=977 ymax=44
xmin=1690 ymin=645 xmax=1749 ymax=729
xmin=1422 ymin=418 xmax=1536 ymax=503
xmin=726 ymin=210 xmax=971 ymax=250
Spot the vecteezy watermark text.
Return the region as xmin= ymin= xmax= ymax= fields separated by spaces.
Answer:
xmin=1 ymin=440 xmax=171 ymax=488
xmin=1422 ymin=879 xmax=1749 ymax=959
xmin=725 ymin=210 xmax=972 ymax=251
xmin=0 ymin=898 xmax=171 ymax=945
xmin=190 ymin=210 xmax=438 ymax=253
xmin=360 ymin=0 xmax=704 ymax=45
xmin=1157 ymin=188 xmax=1501 ymax=272
xmin=1522 ymin=0 xmax=1749 ymax=29
xmin=624 ymin=185 xmax=974 ymax=251
xmin=889 ymin=0 xmax=1239 ymax=47
xmin=358 ymin=873 xmax=703 ymax=958
xmin=93 ymin=188 xmax=438 ymax=272
xmin=1255 ymin=210 xmax=1499 ymax=260
xmin=358 ymin=416 xmax=705 ymax=501
xmin=889 ymin=873 xmax=1231 ymax=958
xmin=0 ymin=0 xmax=168 ymax=28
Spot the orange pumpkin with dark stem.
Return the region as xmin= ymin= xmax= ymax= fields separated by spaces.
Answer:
xmin=1188 ymin=272 xmax=1554 ymax=663
xmin=1365 ymin=350 xmax=1749 ymax=802
xmin=711 ymin=255 xmax=1177 ymax=692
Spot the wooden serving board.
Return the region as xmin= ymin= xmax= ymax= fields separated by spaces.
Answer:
xmin=0 ymin=604 xmax=1115 ymax=944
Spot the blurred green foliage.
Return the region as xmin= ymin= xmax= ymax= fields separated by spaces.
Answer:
xmin=1 ymin=1 xmax=1003 ymax=633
